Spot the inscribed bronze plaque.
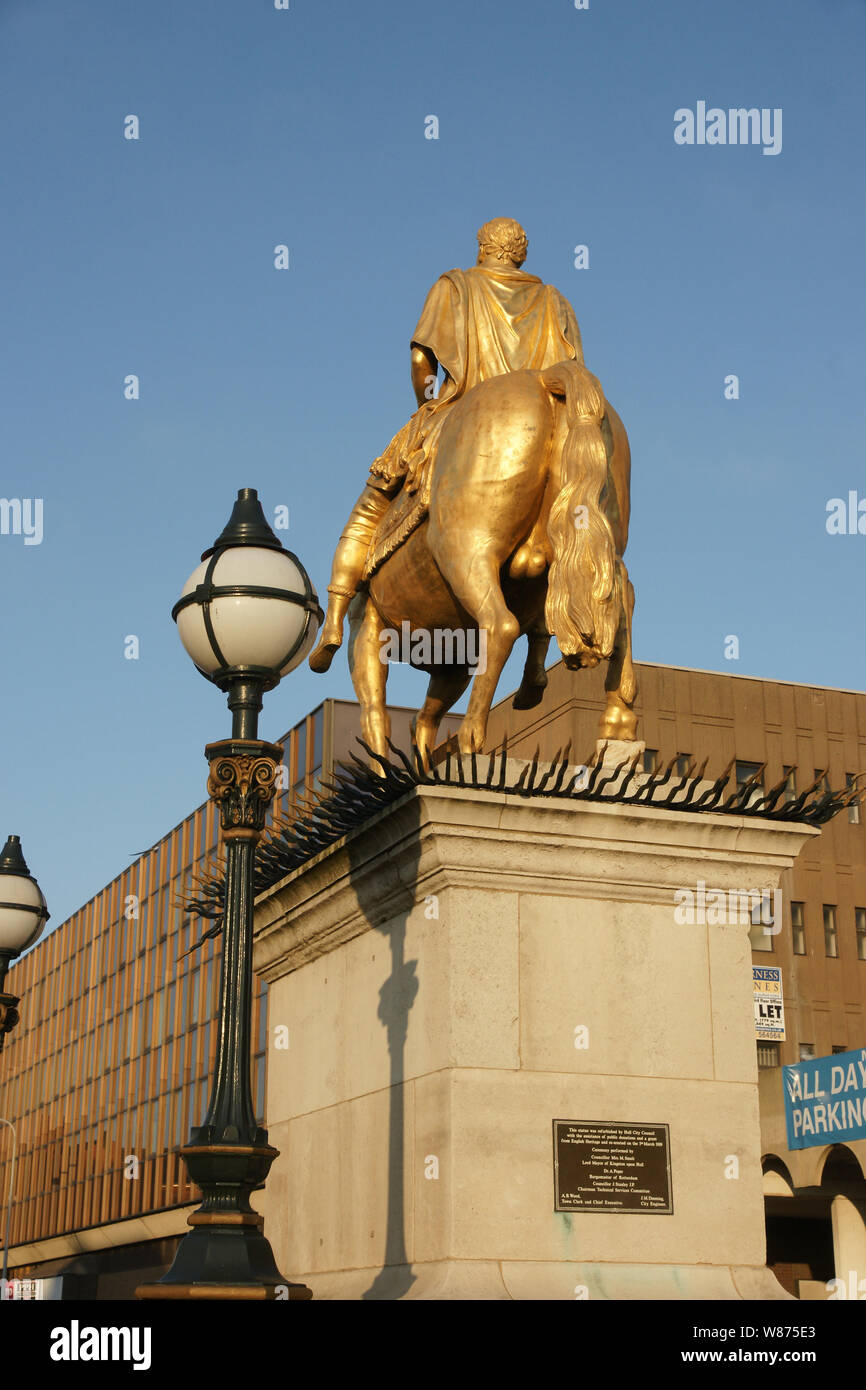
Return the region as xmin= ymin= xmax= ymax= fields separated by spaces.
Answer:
xmin=553 ymin=1119 xmax=673 ymax=1214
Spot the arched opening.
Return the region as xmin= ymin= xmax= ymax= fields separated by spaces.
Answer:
xmin=821 ymin=1145 xmax=866 ymax=1298
xmin=762 ymin=1155 xmax=794 ymax=1196
xmin=819 ymin=1144 xmax=866 ymax=1193
xmin=762 ymin=1153 xmax=835 ymax=1296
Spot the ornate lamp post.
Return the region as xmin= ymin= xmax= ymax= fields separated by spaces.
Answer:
xmin=138 ymin=487 xmax=321 ymax=1301
xmin=0 ymin=835 xmax=49 ymax=1052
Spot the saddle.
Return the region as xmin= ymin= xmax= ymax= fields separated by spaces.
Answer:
xmin=362 ymin=456 xmax=433 ymax=581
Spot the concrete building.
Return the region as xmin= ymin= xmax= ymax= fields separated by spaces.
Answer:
xmin=0 ymin=663 xmax=864 ymax=1298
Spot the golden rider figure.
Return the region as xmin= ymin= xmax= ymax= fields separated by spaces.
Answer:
xmin=309 ymin=217 xmax=585 ymax=672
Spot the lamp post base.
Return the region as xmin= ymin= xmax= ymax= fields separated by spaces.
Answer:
xmin=136 ymin=1221 xmax=312 ymax=1301
xmin=136 ymin=1140 xmax=312 ymax=1301
xmin=138 ymin=1283 xmax=312 ymax=1301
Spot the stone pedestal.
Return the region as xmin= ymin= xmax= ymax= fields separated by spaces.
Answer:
xmin=252 ymin=766 xmax=816 ymax=1299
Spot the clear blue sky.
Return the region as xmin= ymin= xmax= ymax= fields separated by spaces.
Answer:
xmin=2 ymin=0 xmax=865 ymax=929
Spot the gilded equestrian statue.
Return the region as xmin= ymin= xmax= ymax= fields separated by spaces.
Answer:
xmin=309 ymin=218 xmax=637 ymax=762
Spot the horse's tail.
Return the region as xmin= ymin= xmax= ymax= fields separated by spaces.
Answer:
xmin=542 ymin=359 xmax=619 ymax=664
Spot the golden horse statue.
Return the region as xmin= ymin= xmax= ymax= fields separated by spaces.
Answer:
xmin=345 ymin=357 xmax=637 ymax=762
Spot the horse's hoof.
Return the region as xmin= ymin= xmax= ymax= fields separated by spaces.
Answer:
xmin=513 ymin=680 xmax=546 ymax=711
xmin=458 ymin=727 xmax=485 ymax=755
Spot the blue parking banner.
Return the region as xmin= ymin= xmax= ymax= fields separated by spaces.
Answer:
xmin=783 ymin=1046 xmax=866 ymax=1150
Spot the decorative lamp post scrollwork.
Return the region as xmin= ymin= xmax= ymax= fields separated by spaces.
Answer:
xmin=0 ymin=836 xmax=49 ymax=1053
xmin=137 ymin=487 xmax=321 ymax=1301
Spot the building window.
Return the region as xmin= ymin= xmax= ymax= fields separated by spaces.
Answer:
xmin=255 ymin=1055 xmax=266 ymax=1122
xmin=791 ymin=901 xmax=806 ymax=955
xmin=799 ymin=1043 xmax=815 ymax=1060
xmin=291 ymin=720 xmax=309 ymax=806
xmin=294 ymin=722 xmax=307 ymax=785
xmin=737 ymin=760 xmax=761 ymax=783
xmin=782 ymin=766 xmax=797 ymax=804
xmin=823 ymin=905 xmax=838 ymax=958
xmin=736 ymin=760 xmax=763 ymax=807
xmin=814 ymin=768 xmax=830 ymax=796
xmin=643 ymin=748 xmax=658 ymax=774
xmin=846 ymin=773 xmax=860 ymax=824
xmin=313 ymin=710 xmax=324 ymax=772
xmin=757 ymin=1042 xmax=780 ymax=1069
xmin=832 ymin=1045 xmax=847 ymax=1054
xmin=749 ymin=896 xmax=774 ymax=952
xmin=675 ymin=753 xmax=692 ymax=778
xmin=856 ymin=908 xmax=866 ymax=962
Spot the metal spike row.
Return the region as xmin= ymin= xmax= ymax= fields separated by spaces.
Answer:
xmin=179 ymin=743 xmax=857 ymax=934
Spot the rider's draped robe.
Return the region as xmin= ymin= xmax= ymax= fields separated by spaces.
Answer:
xmin=368 ymin=264 xmax=584 ymax=496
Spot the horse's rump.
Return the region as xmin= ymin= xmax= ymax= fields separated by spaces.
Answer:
xmin=365 ymin=369 xmax=551 ymax=583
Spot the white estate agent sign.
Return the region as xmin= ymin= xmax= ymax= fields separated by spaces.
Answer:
xmin=753 ymin=966 xmax=785 ymax=1041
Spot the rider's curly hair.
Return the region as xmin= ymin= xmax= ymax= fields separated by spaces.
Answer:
xmin=476 ymin=217 xmax=528 ymax=267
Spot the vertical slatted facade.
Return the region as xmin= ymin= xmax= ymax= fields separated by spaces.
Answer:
xmin=0 ymin=791 xmax=236 ymax=1245
xmin=0 ymin=717 xmax=318 ymax=1251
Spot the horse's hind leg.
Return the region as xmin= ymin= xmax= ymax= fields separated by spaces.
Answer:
xmin=429 ymin=547 xmax=520 ymax=754
xmin=513 ymin=624 xmax=551 ymax=711
xmin=347 ymin=593 xmax=391 ymax=759
xmin=599 ymin=560 xmax=638 ymax=741
xmin=412 ymin=665 xmax=471 ymax=768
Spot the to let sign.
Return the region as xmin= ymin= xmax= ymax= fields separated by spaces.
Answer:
xmin=754 ymin=965 xmax=785 ymax=1041
xmin=783 ymin=1047 xmax=866 ymax=1150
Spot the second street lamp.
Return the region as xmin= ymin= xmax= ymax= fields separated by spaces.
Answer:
xmin=0 ymin=835 xmax=50 ymax=1053
xmin=138 ymin=487 xmax=321 ymax=1301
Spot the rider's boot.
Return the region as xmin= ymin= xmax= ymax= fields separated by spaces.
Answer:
xmin=309 ymin=584 xmax=355 ymax=673
xmin=309 ymin=485 xmax=393 ymax=673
